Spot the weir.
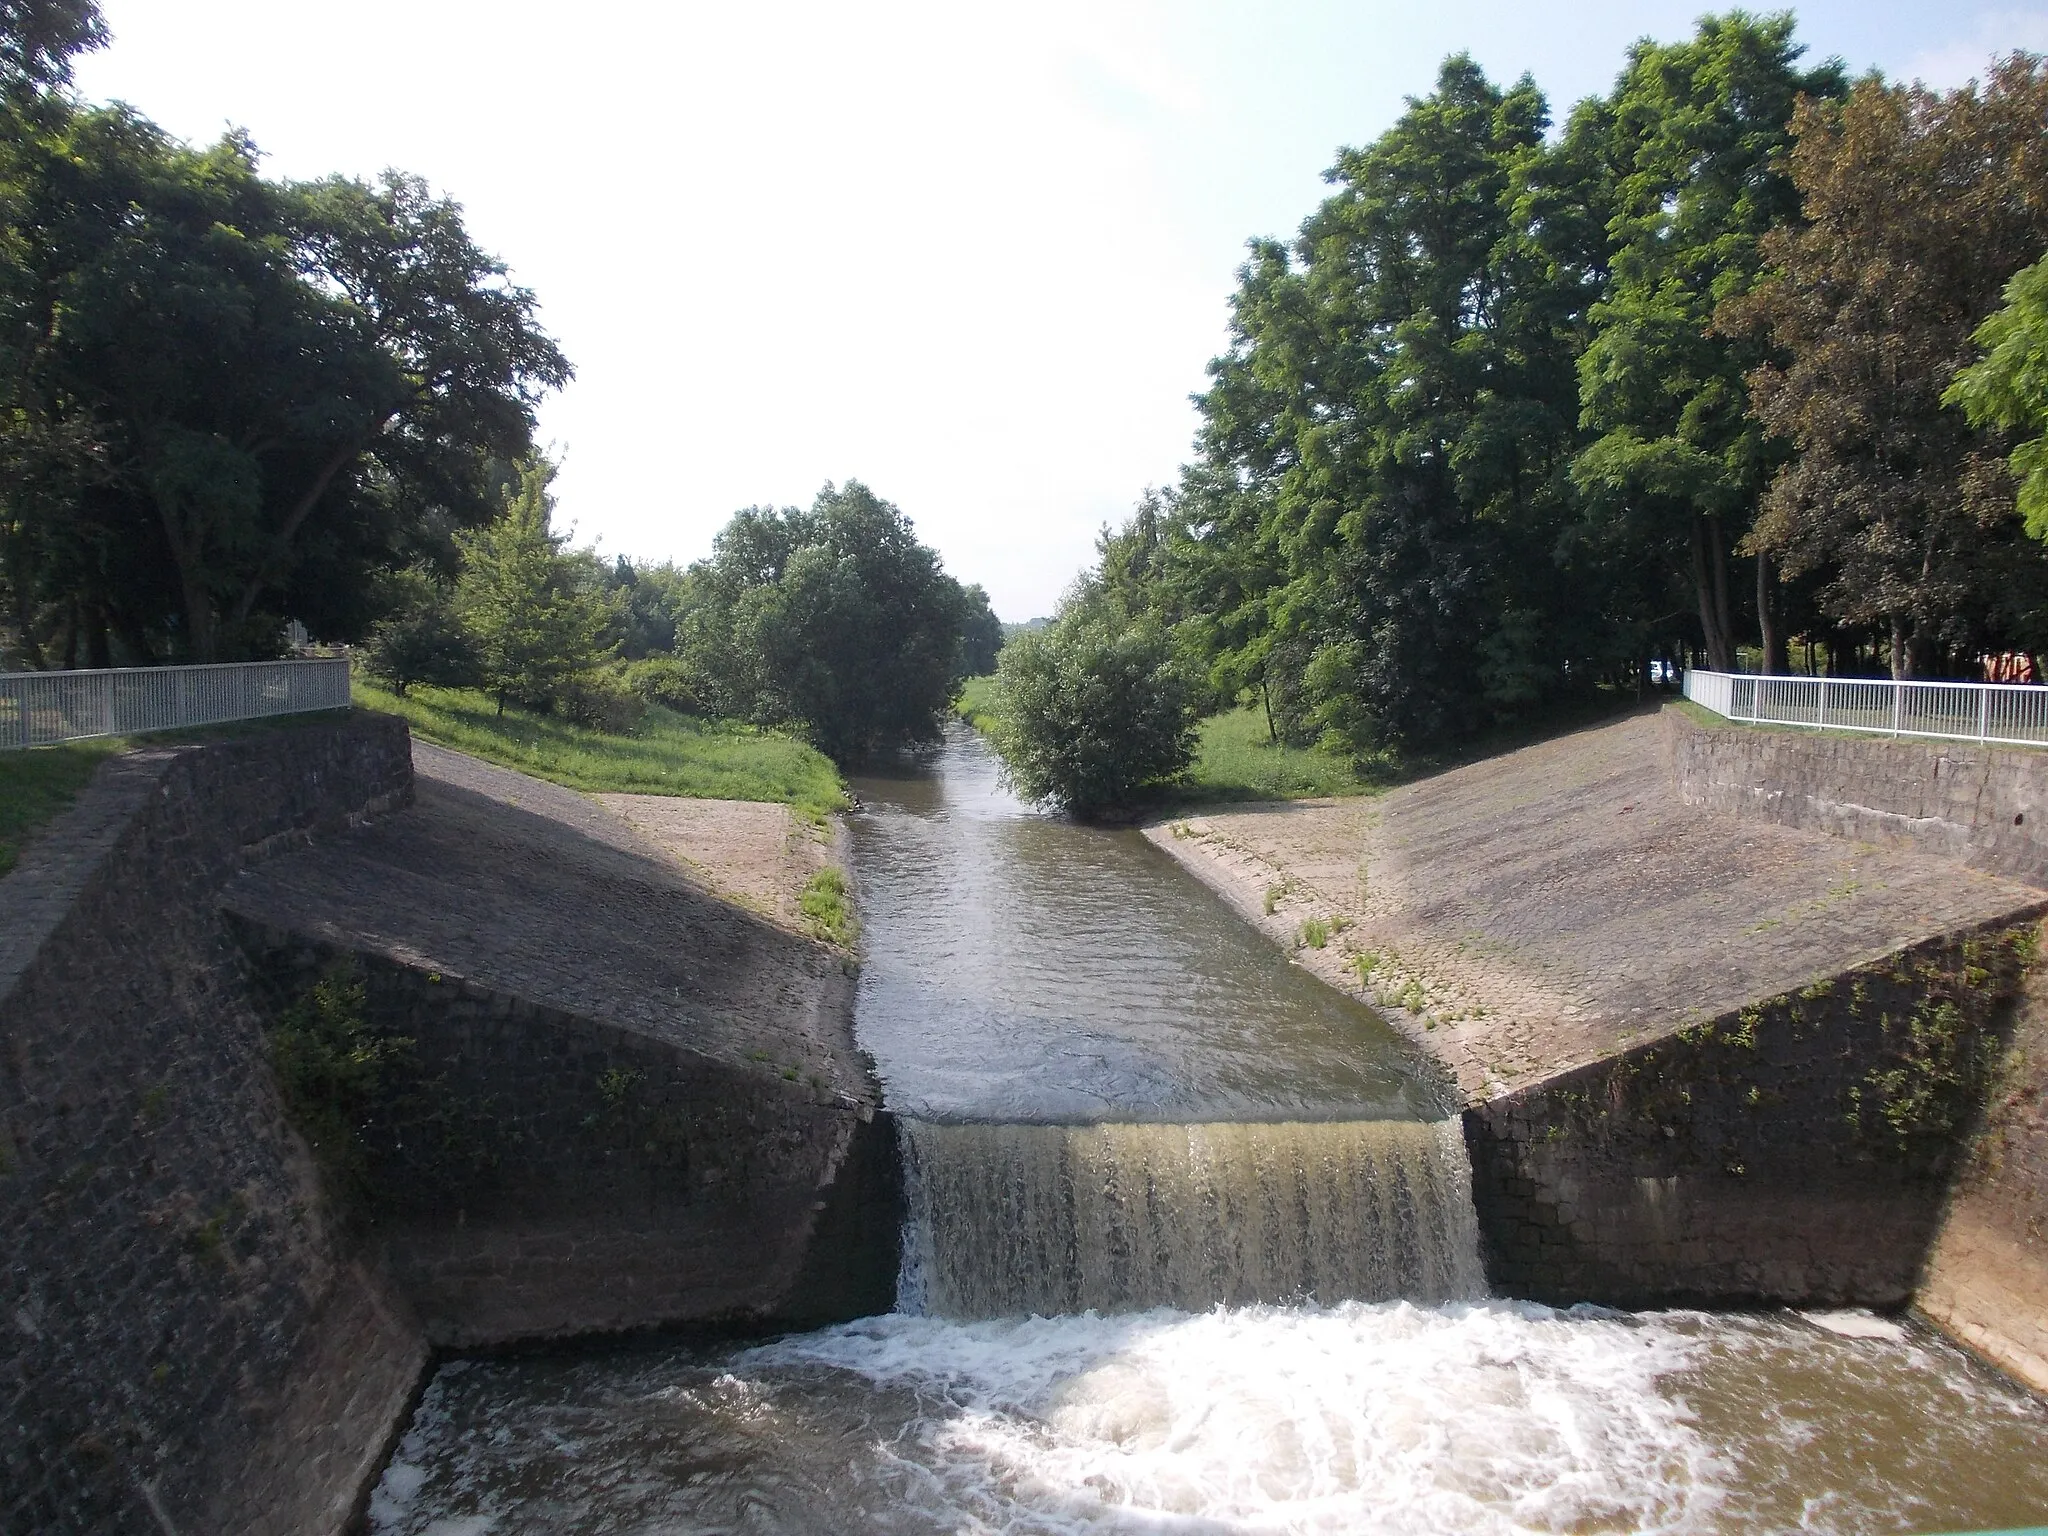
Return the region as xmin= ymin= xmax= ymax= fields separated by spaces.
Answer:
xmin=897 ymin=1116 xmax=1486 ymax=1317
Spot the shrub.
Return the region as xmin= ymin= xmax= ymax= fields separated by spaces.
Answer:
xmin=621 ymin=654 xmax=708 ymax=714
xmin=267 ymin=967 xmax=414 ymax=1199
xmin=983 ymin=606 xmax=1198 ymax=817
xmin=361 ymin=572 xmax=479 ymax=695
xmin=552 ymin=670 xmax=643 ymax=734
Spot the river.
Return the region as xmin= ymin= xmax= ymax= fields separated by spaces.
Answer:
xmin=368 ymin=725 xmax=2048 ymax=1535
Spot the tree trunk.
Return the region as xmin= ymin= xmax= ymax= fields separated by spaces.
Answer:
xmin=1756 ymin=550 xmax=1788 ymax=675
xmin=228 ymin=438 xmax=366 ymax=634
xmin=1690 ymin=516 xmax=1735 ymax=671
xmin=1889 ymin=616 xmax=1909 ymax=681
xmin=1261 ymin=679 xmax=1277 ymax=743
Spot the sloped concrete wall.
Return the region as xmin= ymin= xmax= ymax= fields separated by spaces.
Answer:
xmin=227 ymin=928 xmax=902 ymax=1349
xmin=1463 ymin=920 xmax=2040 ymax=1309
xmin=1664 ymin=703 xmax=2048 ymax=887
xmin=0 ymin=715 xmax=424 ymax=1536
xmin=1918 ymin=927 xmax=2048 ymax=1393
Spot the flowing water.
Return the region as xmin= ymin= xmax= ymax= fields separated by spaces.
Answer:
xmin=369 ymin=726 xmax=2048 ymax=1535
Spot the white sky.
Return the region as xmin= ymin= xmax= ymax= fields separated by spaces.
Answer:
xmin=74 ymin=1 xmax=2048 ymax=619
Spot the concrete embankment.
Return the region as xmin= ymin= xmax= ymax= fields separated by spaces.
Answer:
xmin=225 ymin=741 xmax=894 ymax=1348
xmin=2 ymin=718 xmax=890 ymax=1535
xmin=2 ymin=716 xmax=422 ymax=1536
xmin=1148 ymin=703 xmax=2048 ymax=1388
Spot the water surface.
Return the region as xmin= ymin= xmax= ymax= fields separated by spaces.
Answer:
xmin=848 ymin=725 xmax=1436 ymax=1123
xmin=368 ymin=1303 xmax=2048 ymax=1535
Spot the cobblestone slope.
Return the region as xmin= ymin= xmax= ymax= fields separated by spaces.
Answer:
xmin=227 ymin=741 xmax=871 ymax=1106
xmin=1148 ymin=707 xmax=2045 ymax=1102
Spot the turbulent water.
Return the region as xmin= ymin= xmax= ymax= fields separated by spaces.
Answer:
xmin=899 ymin=1118 xmax=1486 ymax=1317
xmin=368 ymin=1303 xmax=2048 ymax=1535
xmin=365 ymin=725 xmax=2048 ymax=1534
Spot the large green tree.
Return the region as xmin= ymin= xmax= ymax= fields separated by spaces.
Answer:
xmin=1571 ymin=12 xmax=1844 ymax=673
xmin=0 ymin=89 xmax=568 ymax=664
xmin=1726 ymin=57 xmax=2048 ymax=676
xmin=0 ymin=0 xmax=102 ymax=97
xmin=1946 ymin=254 xmax=2048 ymax=542
xmin=676 ymin=481 xmax=974 ymax=762
xmin=1182 ymin=55 xmax=1603 ymax=751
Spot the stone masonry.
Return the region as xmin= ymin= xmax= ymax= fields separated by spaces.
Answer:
xmin=219 ymin=741 xmax=898 ymax=1348
xmin=1 ymin=714 xmax=424 ymax=1536
xmin=1665 ymin=703 xmax=2048 ymax=885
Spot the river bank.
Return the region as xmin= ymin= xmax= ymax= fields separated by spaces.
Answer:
xmin=1145 ymin=703 xmax=2048 ymax=1388
xmin=1144 ymin=707 xmax=2044 ymax=1103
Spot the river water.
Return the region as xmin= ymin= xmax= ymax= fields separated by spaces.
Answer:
xmin=369 ymin=726 xmax=2048 ymax=1535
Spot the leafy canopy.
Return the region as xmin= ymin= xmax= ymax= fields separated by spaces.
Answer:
xmin=675 ymin=481 xmax=975 ymax=764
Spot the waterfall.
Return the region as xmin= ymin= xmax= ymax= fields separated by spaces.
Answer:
xmin=897 ymin=1117 xmax=1486 ymax=1318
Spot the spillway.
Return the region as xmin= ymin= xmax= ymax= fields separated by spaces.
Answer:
xmin=897 ymin=1117 xmax=1486 ymax=1317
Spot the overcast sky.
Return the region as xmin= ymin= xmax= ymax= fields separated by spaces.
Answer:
xmin=73 ymin=2 xmax=2048 ymax=619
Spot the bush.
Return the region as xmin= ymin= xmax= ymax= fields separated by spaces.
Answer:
xmin=621 ymin=654 xmax=708 ymax=714
xmin=984 ymin=608 xmax=1198 ymax=817
xmin=361 ymin=570 xmax=479 ymax=695
xmin=552 ymin=670 xmax=643 ymax=733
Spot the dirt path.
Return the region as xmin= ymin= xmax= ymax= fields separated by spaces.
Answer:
xmin=594 ymin=793 xmax=832 ymax=933
xmin=1147 ymin=708 xmax=2046 ymax=1104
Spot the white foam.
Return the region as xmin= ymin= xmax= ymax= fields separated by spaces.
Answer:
xmin=751 ymin=1300 xmax=1729 ymax=1534
xmin=1800 ymin=1310 xmax=1909 ymax=1343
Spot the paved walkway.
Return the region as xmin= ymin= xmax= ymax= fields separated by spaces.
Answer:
xmin=223 ymin=743 xmax=871 ymax=1104
xmin=1148 ymin=708 xmax=2048 ymax=1103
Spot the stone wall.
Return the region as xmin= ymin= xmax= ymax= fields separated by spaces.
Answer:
xmin=1463 ymin=920 xmax=2040 ymax=1307
xmin=1918 ymin=928 xmax=2048 ymax=1392
xmin=0 ymin=714 xmax=424 ymax=1536
xmin=1663 ymin=703 xmax=2048 ymax=887
xmin=227 ymin=929 xmax=902 ymax=1348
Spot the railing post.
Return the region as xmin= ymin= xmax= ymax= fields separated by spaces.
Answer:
xmin=1980 ymin=688 xmax=1991 ymax=744
xmin=1892 ymin=682 xmax=1903 ymax=738
xmin=1818 ymin=677 xmax=1829 ymax=731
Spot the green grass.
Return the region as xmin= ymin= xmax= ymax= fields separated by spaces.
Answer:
xmin=1184 ymin=705 xmax=1385 ymax=801
xmin=353 ymin=680 xmax=847 ymax=818
xmin=798 ymin=866 xmax=857 ymax=948
xmin=955 ymin=674 xmax=999 ymax=731
xmin=0 ymin=740 xmax=122 ymax=877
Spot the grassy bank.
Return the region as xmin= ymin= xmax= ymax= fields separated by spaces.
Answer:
xmin=0 ymin=740 xmax=122 ymax=876
xmin=1185 ymin=705 xmax=1382 ymax=800
xmin=958 ymin=676 xmax=1662 ymax=808
xmin=956 ymin=674 xmax=999 ymax=731
xmin=354 ymin=680 xmax=847 ymax=818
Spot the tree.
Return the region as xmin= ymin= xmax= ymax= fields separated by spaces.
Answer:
xmin=1725 ymin=57 xmax=2048 ymax=677
xmin=1572 ymin=13 xmax=1845 ymax=674
xmin=958 ymin=582 xmax=1003 ymax=676
xmin=984 ymin=600 xmax=1198 ymax=817
xmin=1181 ymin=54 xmax=1601 ymax=752
xmin=675 ymin=481 xmax=973 ymax=762
xmin=455 ymin=462 xmax=615 ymax=714
xmin=360 ymin=568 xmax=476 ymax=695
xmin=1945 ymin=254 xmax=2048 ymax=540
xmin=0 ymin=98 xmax=569 ymax=663
xmin=1 ymin=0 xmax=103 ymax=97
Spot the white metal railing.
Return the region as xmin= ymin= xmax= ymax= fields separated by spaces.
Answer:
xmin=0 ymin=657 xmax=352 ymax=749
xmin=1684 ymin=667 xmax=2048 ymax=749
